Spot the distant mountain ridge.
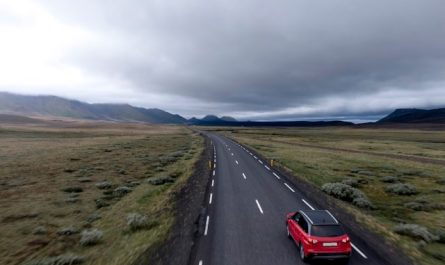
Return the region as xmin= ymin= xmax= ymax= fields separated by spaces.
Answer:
xmin=7 ymin=92 xmax=434 ymax=126
xmin=378 ymin=108 xmax=445 ymax=123
xmin=0 ymin=92 xmax=187 ymax=124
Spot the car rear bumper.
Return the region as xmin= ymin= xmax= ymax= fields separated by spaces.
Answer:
xmin=309 ymin=252 xmax=351 ymax=260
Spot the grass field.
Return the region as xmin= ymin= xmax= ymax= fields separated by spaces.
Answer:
xmin=0 ymin=120 xmax=203 ymax=265
xmin=207 ymin=127 xmax=445 ymax=265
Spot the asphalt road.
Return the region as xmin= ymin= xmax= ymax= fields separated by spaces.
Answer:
xmin=192 ymin=133 xmax=390 ymax=265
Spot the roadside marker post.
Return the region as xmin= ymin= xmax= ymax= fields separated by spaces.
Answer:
xmin=208 ymin=160 xmax=212 ymax=169
xmin=270 ymin=159 xmax=274 ymax=167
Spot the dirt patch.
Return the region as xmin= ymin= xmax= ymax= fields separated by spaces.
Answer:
xmin=132 ymin=133 xmax=211 ymax=265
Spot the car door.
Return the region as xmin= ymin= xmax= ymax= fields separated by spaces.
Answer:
xmin=289 ymin=213 xmax=302 ymax=241
xmin=296 ymin=216 xmax=309 ymax=243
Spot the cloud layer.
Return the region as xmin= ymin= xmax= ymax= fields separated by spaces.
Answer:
xmin=1 ymin=0 xmax=445 ymax=120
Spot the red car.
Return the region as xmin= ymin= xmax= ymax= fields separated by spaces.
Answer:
xmin=286 ymin=210 xmax=351 ymax=263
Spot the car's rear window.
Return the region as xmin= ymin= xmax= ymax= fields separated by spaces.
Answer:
xmin=310 ymin=225 xmax=345 ymax=237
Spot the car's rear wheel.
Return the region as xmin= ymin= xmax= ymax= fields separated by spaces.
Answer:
xmin=299 ymin=243 xmax=308 ymax=262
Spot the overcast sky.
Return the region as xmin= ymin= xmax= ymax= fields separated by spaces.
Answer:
xmin=1 ymin=0 xmax=445 ymax=121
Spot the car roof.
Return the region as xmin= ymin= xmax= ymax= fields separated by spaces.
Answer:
xmin=299 ymin=210 xmax=339 ymax=225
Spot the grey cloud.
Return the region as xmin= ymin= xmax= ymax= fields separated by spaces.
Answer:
xmin=27 ymin=1 xmax=445 ymax=119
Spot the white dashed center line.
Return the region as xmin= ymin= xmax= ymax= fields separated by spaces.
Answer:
xmin=204 ymin=216 xmax=210 ymax=236
xmin=273 ymin=172 xmax=280 ymax=179
xmin=213 ymin=170 xmax=215 ymax=176
xmin=231 ymin=153 xmax=234 ymax=156
xmin=235 ymin=160 xmax=239 ymax=165
xmin=265 ymin=165 xmax=270 ymax=170
xmin=211 ymin=179 xmax=214 ymax=187
xmin=209 ymin=193 xmax=213 ymax=204
xmin=199 ymin=260 xmax=203 ymax=265
xmin=259 ymin=160 xmax=263 ymax=164
xmin=254 ymin=156 xmax=257 ymax=159
xmin=302 ymin=199 xmax=315 ymax=210
xmin=284 ymin=183 xmax=295 ymax=192
xmin=242 ymin=173 xmax=247 ymax=179
xmin=255 ymin=199 xmax=264 ymax=214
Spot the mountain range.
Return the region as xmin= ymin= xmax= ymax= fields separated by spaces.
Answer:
xmin=0 ymin=92 xmax=186 ymax=124
xmin=1 ymin=92 xmax=444 ymax=125
xmin=378 ymin=108 xmax=445 ymax=123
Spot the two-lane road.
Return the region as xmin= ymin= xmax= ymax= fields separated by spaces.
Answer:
xmin=193 ymin=133 xmax=389 ymax=265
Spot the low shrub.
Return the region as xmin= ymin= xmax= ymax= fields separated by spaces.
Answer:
xmin=127 ymin=213 xmax=148 ymax=231
xmin=341 ymin=178 xmax=360 ymax=187
xmin=79 ymin=229 xmax=103 ymax=246
xmin=33 ymin=226 xmax=47 ymax=235
xmin=404 ymin=202 xmax=427 ymax=211
xmin=385 ymin=183 xmax=417 ymax=195
xmin=95 ymin=181 xmax=112 ymax=190
xmin=357 ymin=170 xmax=373 ymax=176
xmin=350 ymin=168 xmax=365 ymax=174
xmin=169 ymin=151 xmax=185 ymax=158
xmin=113 ymin=186 xmax=132 ymax=197
xmin=77 ymin=177 xmax=91 ymax=183
xmin=94 ymin=199 xmax=110 ymax=209
xmin=381 ymin=176 xmax=399 ymax=183
xmin=352 ymin=197 xmax=373 ymax=209
xmin=85 ymin=213 xmax=101 ymax=223
xmin=23 ymin=254 xmax=84 ymax=265
xmin=65 ymin=197 xmax=79 ymax=203
xmin=436 ymin=230 xmax=445 ymax=244
xmin=393 ymin=224 xmax=439 ymax=242
xmin=57 ymin=227 xmax=78 ymax=236
xmin=147 ymin=176 xmax=175 ymax=186
xmin=321 ymin=182 xmax=373 ymax=209
xmin=127 ymin=181 xmax=140 ymax=187
xmin=61 ymin=186 xmax=83 ymax=193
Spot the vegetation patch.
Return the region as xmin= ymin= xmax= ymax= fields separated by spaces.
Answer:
xmin=322 ymin=182 xmax=374 ymax=209
xmin=394 ymin=224 xmax=439 ymax=243
xmin=385 ymin=183 xmax=418 ymax=195
xmin=61 ymin=186 xmax=83 ymax=193
xmin=127 ymin=213 xmax=149 ymax=231
xmin=79 ymin=229 xmax=103 ymax=246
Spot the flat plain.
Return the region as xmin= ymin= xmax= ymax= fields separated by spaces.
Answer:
xmin=0 ymin=119 xmax=202 ymax=265
xmin=208 ymin=126 xmax=445 ymax=265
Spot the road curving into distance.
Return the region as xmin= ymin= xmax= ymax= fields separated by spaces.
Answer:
xmin=191 ymin=132 xmax=391 ymax=265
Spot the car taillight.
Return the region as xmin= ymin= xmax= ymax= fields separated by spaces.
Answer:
xmin=342 ymin=237 xmax=350 ymax=243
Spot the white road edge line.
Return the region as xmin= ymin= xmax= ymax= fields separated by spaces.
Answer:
xmin=211 ymin=179 xmax=214 ymax=187
xmin=259 ymin=160 xmax=263 ymax=164
xmin=265 ymin=165 xmax=270 ymax=170
xmin=254 ymin=156 xmax=257 ymax=159
xmin=351 ymin=243 xmax=368 ymax=259
xmin=204 ymin=216 xmax=210 ymax=236
xmin=235 ymin=160 xmax=239 ymax=165
xmin=273 ymin=172 xmax=280 ymax=179
xmin=242 ymin=173 xmax=247 ymax=179
xmin=213 ymin=170 xmax=215 ymax=176
xmin=302 ymin=199 xmax=315 ymax=210
xmin=255 ymin=199 xmax=264 ymax=214
xmin=284 ymin=183 xmax=295 ymax=192
xmin=209 ymin=193 xmax=213 ymax=204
